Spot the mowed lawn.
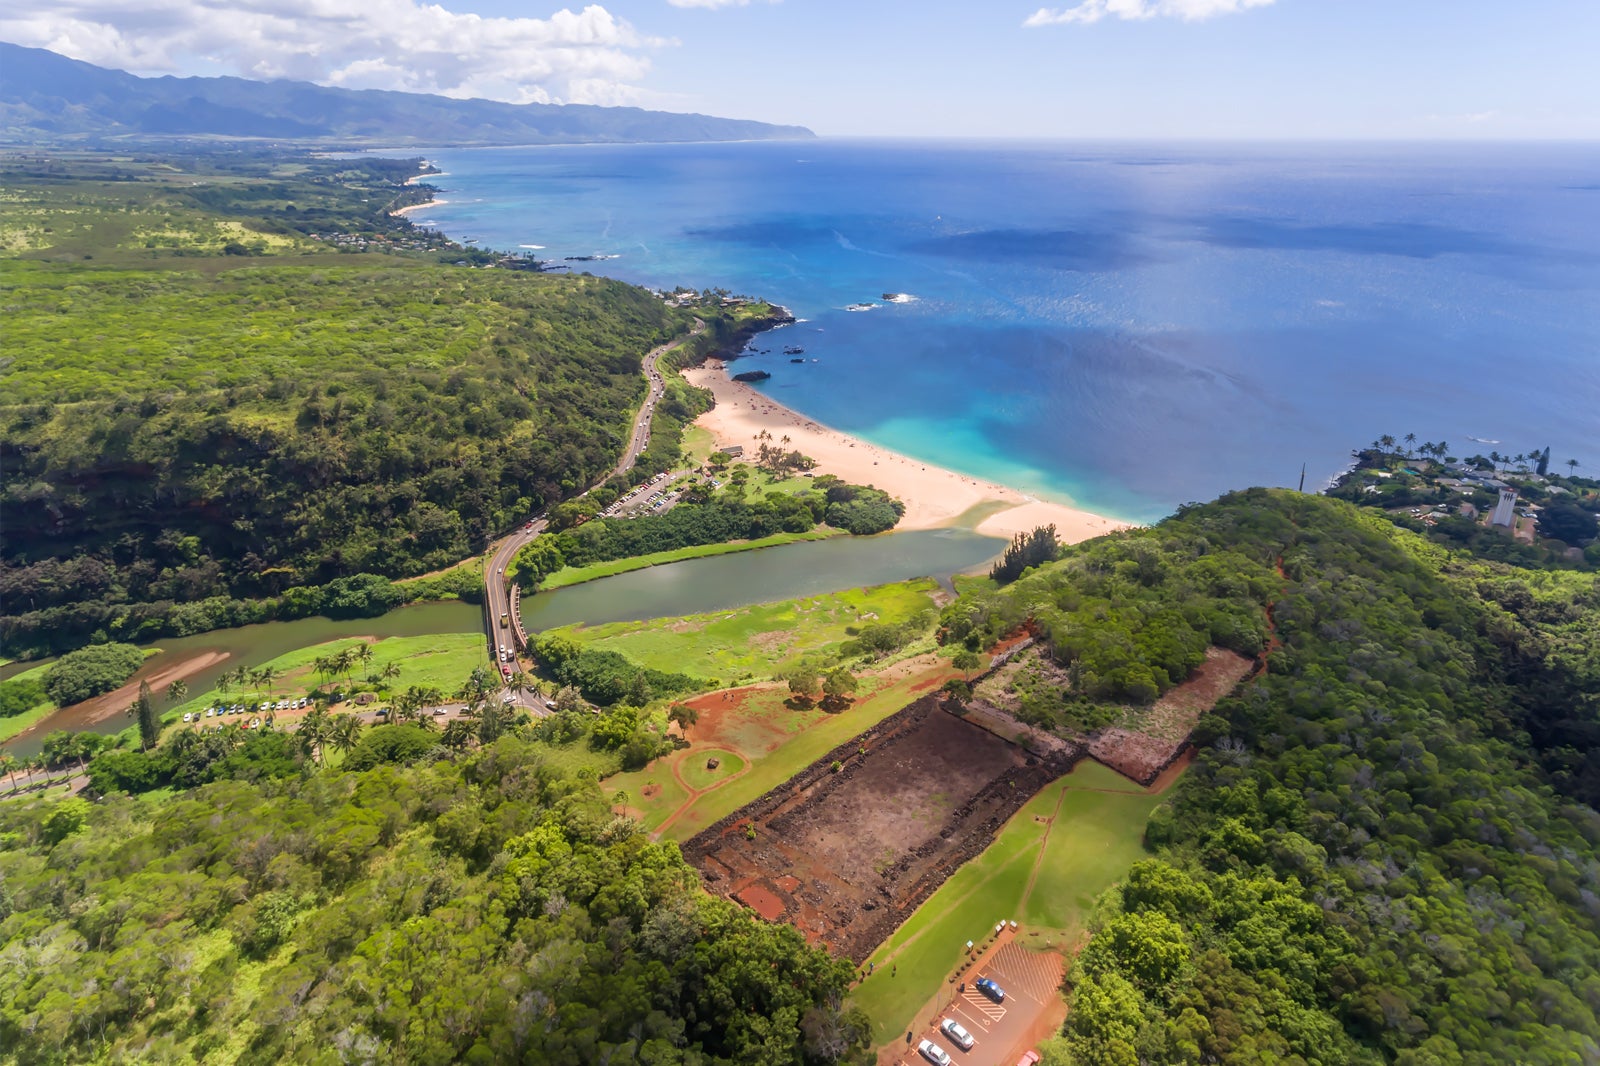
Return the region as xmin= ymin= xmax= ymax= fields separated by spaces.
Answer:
xmin=554 ymin=578 xmax=941 ymax=682
xmin=850 ymin=760 xmax=1171 ymax=1046
xmin=165 ymin=633 xmax=486 ymax=722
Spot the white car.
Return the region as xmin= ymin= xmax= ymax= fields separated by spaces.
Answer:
xmin=940 ymin=1018 xmax=975 ymax=1051
xmin=918 ymin=1040 xmax=951 ymax=1066
xmin=182 ymin=712 xmax=193 ymax=723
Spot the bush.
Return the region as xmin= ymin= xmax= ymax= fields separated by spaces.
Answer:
xmin=321 ymin=574 xmax=406 ymax=619
xmin=43 ymin=643 xmax=145 ymax=706
xmin=343 ymin=724 xmax=438 ymax=770
xmin=0 ymin=678 xmax=47 ymax=718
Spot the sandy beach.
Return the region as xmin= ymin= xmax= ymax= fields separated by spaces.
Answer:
xmin=392 ymin=198 xmax=447 ymax=217
xmin=683 ymin=363 xmax=1131 ymax=544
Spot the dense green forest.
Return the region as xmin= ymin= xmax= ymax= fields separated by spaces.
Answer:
xmin=0 ymin=153 xmax=740 ymax=658
xmin=0 ymin=738 xmax=866 ymax=1064
xmin=513 ymin=476 xmax=904 ymax=588
xmin=953 ymin=491 xmax=1600 ymax=1065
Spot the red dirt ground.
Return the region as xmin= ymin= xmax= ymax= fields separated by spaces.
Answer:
xmin=685 ymin=695 xmax=1077 ymax=962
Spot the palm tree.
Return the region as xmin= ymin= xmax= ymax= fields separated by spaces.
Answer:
xmin=1568 ymin=458 xmax=1581 ymax=475
xmin=506 ymin=671 xmax=532 ymax=703
xmin=1 ymin=754 xmax=17 ymax=793
xmin=335 ymin=647 xmax=357 ymax=690
xmin=298 ymin=708 xmax=331 ymax=765
xmin=257 ymin=665 xmax=279 ymax=699
xmin=442 ymin=719 xmax=474 ymax=753
xmin=1437 ymin=441 xmax=1449 ymax=461
xmin=217 ymin=669 xmax=235 ymax=698
xmin=354 ymin=643 xmax=375 ymax=677
xmin=312 ymin=655 xmax=335 ymax=694
xmin=1379 ymin=435 xmax=1396 ymax=456
xmin=1403 ymin=433 xmax=1417 ymax=458
xmin=328 ymin=714 xmax=364 ymax=760
xmin=166 ymin=679 xmax=188 ymax=705
xmin=380 ymin=661 xmax=402 ymax=689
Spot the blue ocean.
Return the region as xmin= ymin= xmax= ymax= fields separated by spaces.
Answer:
xmin=407 ymin=140 xmax=1600 ymax=523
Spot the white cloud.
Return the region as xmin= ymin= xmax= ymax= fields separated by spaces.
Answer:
xmin=1025 ymin=0 xmax=1274 ymax=27
xmin=0 ymin=0 xmax=671 ymax=105
xmin=666 ymin=0 xmax=768 ymax=8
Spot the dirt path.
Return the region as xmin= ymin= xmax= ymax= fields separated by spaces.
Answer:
xmin=1016 ymin=782 xmax=1072 ymax=916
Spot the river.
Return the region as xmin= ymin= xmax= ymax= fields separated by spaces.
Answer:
xmin=519 ymin=528 xmax=1003 ymax=631
xmin=4 ymin=529 xmax=1003 ymax=756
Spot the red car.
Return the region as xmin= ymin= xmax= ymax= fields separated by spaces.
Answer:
xmin=1016 ymin=1052 xmax=1041 ymax=1066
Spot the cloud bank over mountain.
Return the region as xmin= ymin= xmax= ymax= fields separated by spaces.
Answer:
xmin=0 ymin=0 xmax=665 ymax=105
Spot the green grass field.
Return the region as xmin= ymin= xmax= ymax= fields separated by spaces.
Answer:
xmin=849 ymin=760 xmax=1170 ymax=1045
xmin=0 ymin=700 xmax=57 ymax=744
xmin=163 ymin=633 xmax=486 ymax=725
xmin=555 ymin=577 xmax=940 ymax=682
xmin=680 ymin=748 xmax=747 ymax=790
xmin=0 ymin=661 xmax=57 ymax=743
xmin=539 ymin=530 xmax=840 ymax=590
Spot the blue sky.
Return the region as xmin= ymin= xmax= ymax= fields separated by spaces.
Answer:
xmin=6 ymin=0 xmax=1597 ymax=138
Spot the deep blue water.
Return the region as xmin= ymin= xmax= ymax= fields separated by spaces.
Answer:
xmin=407 ymin=140 xmax=1600 ymax=522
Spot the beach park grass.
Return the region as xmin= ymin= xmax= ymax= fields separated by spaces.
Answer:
xmin=163 ymin=633 xmax=485 ymax=724
xmin=538 ymin=529 xmax=840 ymax=590
xmin=552 ymin=577 xmax=941 ymax=683
xmin=849 ymin=759 xmax=1170 ymax=1045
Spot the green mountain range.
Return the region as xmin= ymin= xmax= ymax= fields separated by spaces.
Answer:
xmin=0 ymin=42 xmax=814 ymax=146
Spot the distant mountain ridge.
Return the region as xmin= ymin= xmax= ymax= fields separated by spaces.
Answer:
xmin=0 ymin=43 xmax=813 ymax=146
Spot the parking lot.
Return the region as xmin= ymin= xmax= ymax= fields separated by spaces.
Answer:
xmin=892 ymin=937 xmax=1065 ymax=1066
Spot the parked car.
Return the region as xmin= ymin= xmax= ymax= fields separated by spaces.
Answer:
xmin=182 ymin=713 xmax=193 ymax=723
xmin=940 ymin=1018 xmax=975 ymax=1051
xmin=975 ymin=977 xmax=1005 ymax=1003
xmin=917 ymin=1040 xmax=951 ymax=1066
xmin=1016 ymin=1052 xmax=1041 ymax=1066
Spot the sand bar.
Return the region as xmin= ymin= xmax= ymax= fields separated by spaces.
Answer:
xmin=683 ymin=363 xmax=1131 ymax=544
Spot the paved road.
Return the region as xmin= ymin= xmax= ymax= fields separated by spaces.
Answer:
xmin=480 ymin=320 xmax=705 ymax=670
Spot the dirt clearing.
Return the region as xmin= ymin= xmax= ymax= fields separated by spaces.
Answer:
xmin=684 ymin=693 xmax=1077 ymax=962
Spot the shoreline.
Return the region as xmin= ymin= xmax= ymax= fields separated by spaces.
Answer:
xmin=392 ymin=198 xmax=447 ymax=217
xmin=683 ymin=362 xmax=1132 ymax=544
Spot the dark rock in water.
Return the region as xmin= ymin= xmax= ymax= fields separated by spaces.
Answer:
xmin=783 ymin=346 xmax=805 ymax=355
xmin=732 ymin=370 xmax=771 ymax=383
xmin=790 ymin=357 xmax=805 ymax=363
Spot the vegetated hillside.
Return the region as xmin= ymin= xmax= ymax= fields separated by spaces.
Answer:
xmin=0 ymin=42 xmax=814 ymax=145
xmin=953 ymin=490 xmax=1599 ymax=1065
xmin=0 ymin=155 xmax=713 ymax=657
xmin=0 ymin=739 xmax=869 ymax=1064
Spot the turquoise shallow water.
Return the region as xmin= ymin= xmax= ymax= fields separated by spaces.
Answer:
xmin=406 ymin=140 xmax=1600 ymax=522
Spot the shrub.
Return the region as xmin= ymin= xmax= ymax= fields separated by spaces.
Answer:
xmin=343 ymin=724 xmax=438 ymax=770
xmin=43 ymin=643 xmax=145 ymax=706
xmin=0 ymin=678 xmax=47 ymax=718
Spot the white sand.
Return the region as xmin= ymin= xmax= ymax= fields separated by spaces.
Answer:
xmin=683 ymin=363 xmax=1132 ymax=544
xmin=391 ymin=199 xmax=447 ymax=217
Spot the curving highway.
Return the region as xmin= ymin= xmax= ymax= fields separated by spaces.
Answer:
xmin=480 ymin=320 xmax=706 ymax=682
